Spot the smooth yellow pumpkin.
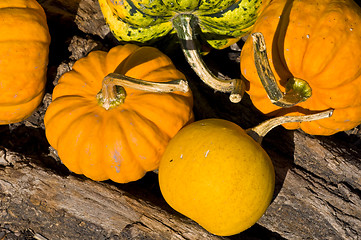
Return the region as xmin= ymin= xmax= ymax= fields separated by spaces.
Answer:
xmin=158 ymin=119 xmax=275 ymax=236
xmin=240 ymin=0 xmax=361 ymax=135
xmin=44 ymin=44 xmax=193 ymax=183
xmin=0 ymin=0 xmax=50 ymax=124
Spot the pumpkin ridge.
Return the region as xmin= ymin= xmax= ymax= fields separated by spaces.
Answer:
xmin=301 ymin=28 xmax=342 ymax=82
xmin=118 ymin=46 xmax=175 ymax=73
xmin=55 ymin=55 xmax=107 ymax=98
xmin=125 ymin=94 xmax=190 ymax=137
xmin=58 ymin=111 xmax=106 ymax=178
xmin=286 ymin=0 xmax=348 ymax=82
xmin=106 ymin=110 xmax=147 ymax=181
xmin=0 ymin=30 xmax=49 ymax=43
xmin=124 ymin=112 xmax=168 ymax=171
xmin=44 ymin=97 xmax=99 ymax=147
xmin=0 ymin=78 xmax=45 ymax=105
xmin=52 ymin=81 xmax=99 ymax=99
xmin=0 ymin=43 xmax=49 ymax=75
xmin=271 ymin=0 xmax=294 ymax=83
xmin=106 ymin=45 xmax=140 ymax=74
xmin=77 ymin=110 xmax=110 ymax=180
xmin=0 ymin=92 xmax=44 ymax=125
xmin=0 ymin=0 xmax=45 ymax=9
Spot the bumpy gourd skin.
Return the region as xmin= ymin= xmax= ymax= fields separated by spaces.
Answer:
xmin=44 ymin=44 xmax=194 ymax=183
xmin=240 ymin=0 xmax=361 ymax=135
xmin=0 ymin=0 xmax=50 ymax=124
xmin=159 ymin=119 xmax=275 ymax=236
xmin=98 ymin=0 xmax=270 ymax=49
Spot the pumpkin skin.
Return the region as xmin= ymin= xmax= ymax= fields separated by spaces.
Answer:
xmin=44 ymin=44 xmax=194 ymax=183
xmin=240 ymin=0 xmax=361 ymax=135
xmin=98 ymin=0 xmax=270 ymax=49
xmin=0 ymin=0 xmax=50 ymax=124
xmin=159 ymin=119 xmax=275 ymax=236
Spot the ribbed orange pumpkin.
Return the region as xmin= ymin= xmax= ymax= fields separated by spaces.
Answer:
xmin=240 ymin=0 xmax=361 ymax=135
xmin=0 ymin=0 xmax=50 ymax=124
xmin=44 ymin=44 xmax=194 ymax=183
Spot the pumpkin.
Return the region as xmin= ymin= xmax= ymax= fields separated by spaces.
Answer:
xmin=240 ymin=0 xmax=361 ymax=135
xmin=0 ymin=0 xmax=50 ymax=124
xmin=44 ymin=44 xmax=194 ymax=183
xmin=98 ymin=0 xmax=271 ymax=103
xmin=158 ymin=110 xmax=332 ymax=236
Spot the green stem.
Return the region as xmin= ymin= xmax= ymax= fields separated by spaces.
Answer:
xmin=252 ymin=32 xmax=312 ymax=107
xmin=246 ymin=109 xmax=333 ymax=143
xmin=97 ymin=73 xmax=189 ymax=110
xmin=172 ymin=14 xmax=245 ymax=103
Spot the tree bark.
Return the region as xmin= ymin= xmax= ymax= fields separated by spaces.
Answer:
xmin=0 ymin=150 xmax=222 ymax=240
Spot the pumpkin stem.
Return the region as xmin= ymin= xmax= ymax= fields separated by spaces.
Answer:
xmin=172 ymin=14 xmax=245 ymax=103
xmin=246 ymin=109 xmax=333 ymax=143
xmin=97 ymin=73 xmax=189 ymax=110
xmin=252 ymin=32 xmax=312 ymax=107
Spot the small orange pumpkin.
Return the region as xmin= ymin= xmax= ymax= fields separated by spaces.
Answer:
xmin=0 ymin=0 xmax=50 ymax=124
xmin=240 ymin=0 xmax=361 ymax=135
xmin=44 ymin=44 xmax=194 ymax=183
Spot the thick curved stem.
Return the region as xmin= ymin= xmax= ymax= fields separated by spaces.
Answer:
xmin=97 ymin=73 xmax=189 ymax=110
xmin=246 ymin=109 xmax=333 ymax=143
xmin=252 ymin=32 xmax=312 ymax=107
xmin=172 ymin=14 xmax=245 ymax=103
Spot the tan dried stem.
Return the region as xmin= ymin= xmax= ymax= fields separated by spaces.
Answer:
xmin=246 ymin=109 xmax=334 ymax=143
xmin=97 ymin=73 xmax=189 ymax=110
xmin=252 ymin=32 xmax=312 ymax=107
xmin=172 ymin=14 xmax=245 ymax=103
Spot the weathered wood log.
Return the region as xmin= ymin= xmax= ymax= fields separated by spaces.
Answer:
xmin=1 ymin=0 xmax=360 ymax=239
xmin=260 ymin=130 xmax=361 ymax=240
xmin=0 ymin=148 xmax=223 ymax=240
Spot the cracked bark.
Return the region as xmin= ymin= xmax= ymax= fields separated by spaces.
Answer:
xmin=1 ymin=0 xmax=360 ymax=239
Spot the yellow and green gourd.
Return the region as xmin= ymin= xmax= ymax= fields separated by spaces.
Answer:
xmin=98 ymin=0 xmax=268 ymax=48
xmin=98 ymin=0 xmax=271 ymax=102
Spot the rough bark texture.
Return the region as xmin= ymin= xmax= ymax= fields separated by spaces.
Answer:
xmin=1 ymin=0 xmax=360 ymax=239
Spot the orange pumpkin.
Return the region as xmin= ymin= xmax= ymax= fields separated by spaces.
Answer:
xmin=0 ymin=0 xmax=50 ymax=124
xmin=44 ymin=44 xmax=194 ymax=183
xmin=240 ymin=0 xmax=361 ymax=135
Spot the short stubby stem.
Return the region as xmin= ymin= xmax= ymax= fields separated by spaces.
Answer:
xmin=172 ymin=14 xmax=245 ymax=103
xmin=246 ymin=109 xmax=333 ymax=143
xmin=252 ymin=32 xmax=312 ymax=107
xmin=96 ymin=73 xmax=189 ymax=110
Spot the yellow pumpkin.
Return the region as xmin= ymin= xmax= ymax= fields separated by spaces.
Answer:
xmin=159 ymin=119 xmax=275 ymax=236
xmin=240 ymin=0 xmax=361 ymax=135
xmin=0 ymin=0 xmax=50 ymax=124
xmin=44 ymin=44 xmax=194 ymax=183
xmin=158 ymin=110 xmax=332 ymax=236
